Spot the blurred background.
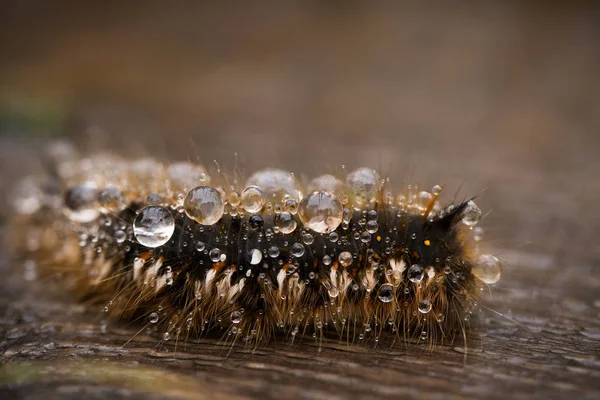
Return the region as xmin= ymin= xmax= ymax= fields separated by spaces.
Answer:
xmin=1 ymin=1 xmax=599 ymax=398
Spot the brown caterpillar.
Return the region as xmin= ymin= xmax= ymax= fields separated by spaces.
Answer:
xmin=10 ymin=149 xmax=501 ymax=349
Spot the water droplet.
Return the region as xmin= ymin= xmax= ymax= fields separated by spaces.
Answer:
xmin=377 ymin=283 xmax=394 ymax=302
xmin=149 ymin=312 xmax=159 ymax=323
xmin=114 ymin=230 xmax=127 ymax=243
xmin=183 ymin=186 xmax=224 ymax=225
xmin=195 ymin=241 xmax=206 ymax=252
xmin=298 ymin=191 xmax=343 ymax=234
xmin=231 ymin=311 xmax=242 ymax=324
xmin=328 ymin=285 xmax=339 ymax=298
xmin=275 ymin=212 xmax=297 ymax=234
xmin=302 ymin=233 xmax=314 ymax=245
xmin=227 ymin=191 xmax=240 ymax=206
xmin=268 ymin=246 xmax=280 ymax=258
xmin=163 ymin=332 xmax=171 ymax=341
xmin=209 ymin=248 xmax=222 ymax=263
xmin=472 ymin=254 xmax=501 ymax=284
xmin=366 ymin=220 xmax=378 ymax=234
xmin=418 ymin=299 xmax=432 ymax=313
xmin=462 ymin=200 xmax=482 ymax=227
xmin=64 ymin=183 xmax=100 ymax=222
xmin=408 ymin=264 xmax=424 ymax=283
xmin=146 ymin=193 xmax=162 ymax=204
xmin=284 ymin=199 xmax=298 ymax=214
xmin=249 ymin=249 xmax=263 ymax=265
xmin=246 ymin=169 xmax=302 ymax=202
xmin=307 ymin=174 xmax=344 ymax=195
xmin=346 ymin=167 xmax=380 ymax=206
xmin=323 ymin=255 xmax=332 ymax=265
xmin=248 ymin=214 xmax=264 ymax=230
xmin=167 ymin=162 xmax=210 ymax=192
xmin=432 ymin=184 xmax=442 ymax=195
xmin=328 ymin=232 xmax=339 ymax=242
xmin=338 ymin=251 xmax=353 ymax=267
xmin=291 ymin=243 xmax=305 ymax=258
xmin=133 ymin=205 xmax=175 ymax=247
xmin=11 ymin=176 xmax=45 ymax=215
xmin=360 ymin=231 xmax=371 ymax=243
xmin=240 ymin=185 xmax=265 ymax=213
xmin=98 ymin=186 xmax=127 ymax=213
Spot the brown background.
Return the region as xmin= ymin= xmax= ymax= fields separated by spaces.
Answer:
xmin=1 ymin=2 xmax=599 ymax=399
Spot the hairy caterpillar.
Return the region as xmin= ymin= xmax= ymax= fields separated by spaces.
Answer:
xmin=10 ymin=148 xmax=501 ymax=350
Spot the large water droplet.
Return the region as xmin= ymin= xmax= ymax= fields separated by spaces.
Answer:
xmin=472 ymin=254 xmax=501 ymax=284
xmin=462 ymin=200 xmax=482 ymax=227
xmin=378 ymin=283 xmax=394 ymax=303
xmin=133 ymin=205 xmax=175 ymax=247
xmin=240 ymin=185 xmax=265 ymax=213
xmin=298 ymin=191 xmax=343 ymax=233
xmin=184 ymin=186 xmax=224 ymax=225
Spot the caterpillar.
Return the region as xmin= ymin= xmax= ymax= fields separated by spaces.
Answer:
xmin=10 ymin=148 xmax=501 ymax=350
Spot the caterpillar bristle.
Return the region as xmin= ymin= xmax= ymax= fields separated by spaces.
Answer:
xmin=9 ymin=149 xmax=501 ymax=351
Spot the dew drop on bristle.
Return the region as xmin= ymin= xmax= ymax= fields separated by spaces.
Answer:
xmin=307 ymin=174 xmax=344 ymax=196
xmin=209 ymin=248 xmax=222 ymax=263
xmin=378 ymin=283 xmax=394 ymax=303
xmin=275 ymin=212 xmax=297 ymax=234
xmin=98 ymin=187 xmax=127 ymax=213
xmin=302 ymin=233 xmax=314 ymax=245
xmin=346 ymin=167 xmax=380 ymax=207
xmin=64 ymin=183 xmax=100 ymax=222
xmin=183 ymin=186 xmax=225 ymax=225
xmin=195 ymin=241 xmax=206 ymax=252
xmin=338 ymin=251 xmax=353 ymax=267
xmin=298 ymin=191 xmax=343 ymax=234
xmin=291 ymin=243 xmax=305 ymax=258
xmin=408 ymin=264 xmax=424 ymax=283
xmin=167 ymin=162 xmax=210 ymax=192
xmin=249 ymin=249 xmax=263 ymax=265
xmin=472 ymin=254 xmax=502 ymax=284
xmin=268 ymin=246 xmax=280 ymax=258
xmin=462 ymin=200 xmax=482 ymax=227
xmin=231 ymin=311 xmax=242 ymax=324
xmin=248 ymin=215 xmax=264 ymax=230
xmin=418 ymin=299 xmax=432 ymax=313
xmin=149 ymin=312 xmax=159 ymax=324
xmin=240 ymin=185 xmax=265 ymax=213
xmin=133 ymin=205 xmax=175 ymax=247
xmin=246 ymin=169 xmax=302 ymax=202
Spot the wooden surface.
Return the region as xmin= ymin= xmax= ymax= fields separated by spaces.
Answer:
xmin=1 ymin=2 xmax=600 ymax=399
